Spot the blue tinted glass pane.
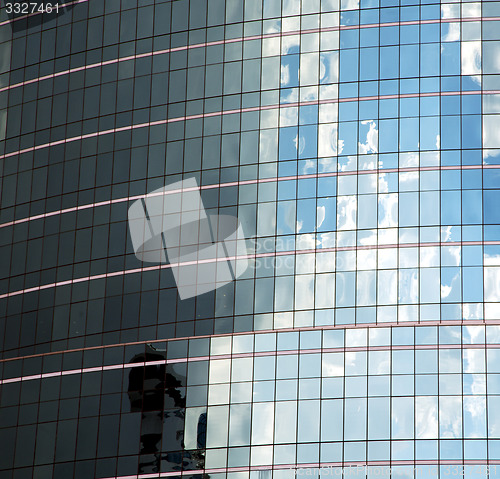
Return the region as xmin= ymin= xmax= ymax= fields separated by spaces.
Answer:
xmin=484 ymin=190 xmax=500 ymax=224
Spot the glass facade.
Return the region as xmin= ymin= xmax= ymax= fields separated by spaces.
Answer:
xmin=1 ymin=0 xmax=500 ymax=477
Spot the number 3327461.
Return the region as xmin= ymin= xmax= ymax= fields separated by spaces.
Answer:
xmin=4 ymin=3 xmax=60 ymax=13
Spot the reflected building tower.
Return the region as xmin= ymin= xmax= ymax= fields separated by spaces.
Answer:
xmin=127 ymin=344 xmax=207 ymax=474
xmin=1 ymin=0 xmax=500 ymax=479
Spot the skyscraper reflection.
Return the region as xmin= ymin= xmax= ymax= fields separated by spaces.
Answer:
xmin=128 ymin=345 xmax=207 ymax=475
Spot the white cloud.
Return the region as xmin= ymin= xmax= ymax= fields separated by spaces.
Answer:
xmin=301 ymin=159 xmax=316 ymax=174
xmin=299 ymin=52 xmax=319 ymax=86
xmin=279 ymin=106 xmax=298 ymax=127
xmin=295 ymin=274 xmax=315 ymax=309
xmin=316 ymin=205 xmax=326 ymax=229
xmin=358 ymin=120 xmax=378 ymax=154
xmin=441 ymin=3 xmax=459 ymax=19
xmin=463 ymin=303 xmax=482 ymax=320
xmin=399 ymin=171 xmax=419 ymax=190
xmin=442 ymin=22 xmax=460 ymax=42
xmin=297 ymin=233 xmax=317 ymax=250
xmin=320 ymin=51 xmax=339 ymax=84
xmin=441 ymin=284 xmax=453 ymax=299
xmin=399 ymin=269 xmax=419 ymax=304
xmin=483 ymin=94 xmax=500 ymax=114
xmin=281 ymin=34 xmax=300 ymax=55
xmin=399 ymin=152 xmax=419 ymax=168
xmin=485 ymin=267 xmax=500 ymax=301
xmin=264 ymin=19 xmax=281 ymax=34
xmin=297 ymin=135 xmax=306 ymax=155
xmin=282 ymin=0 xmax=300 ymax=16
xmin=322 ymin=353 xmax=344 ymax=377
xmin=342 ymin=0 xmax=359 ymax=10
xmin=318 ymin=123 xmax=340 ymax=157
xmin=337 ymin=195 xmax=357 ymax=230
xmin=462 ymin=2 xmax=481 ymax=18
xmin=318 ymin=232 xmax=336 ymax=248
xmin=416 ymin=397 xmax=438 ymax=439
xmin=461 ymin=41 xmax=481 ymax=85
xmin=439 ymin=397 xmax=462 ymax=438
xmin=378 ymin=193 xmax=398 ymax=228
xmin=338 ymin=155 xmax=357 ymax=172
xmin=280 ymin=64 xmax=290 ymax=87
xmin=484 ymin=254 xmax=500 ymax=266
xmin=483 ymin=115 xmax=500 ymax=159
xmin=442 ymin=226 xmax=453 ymax=242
